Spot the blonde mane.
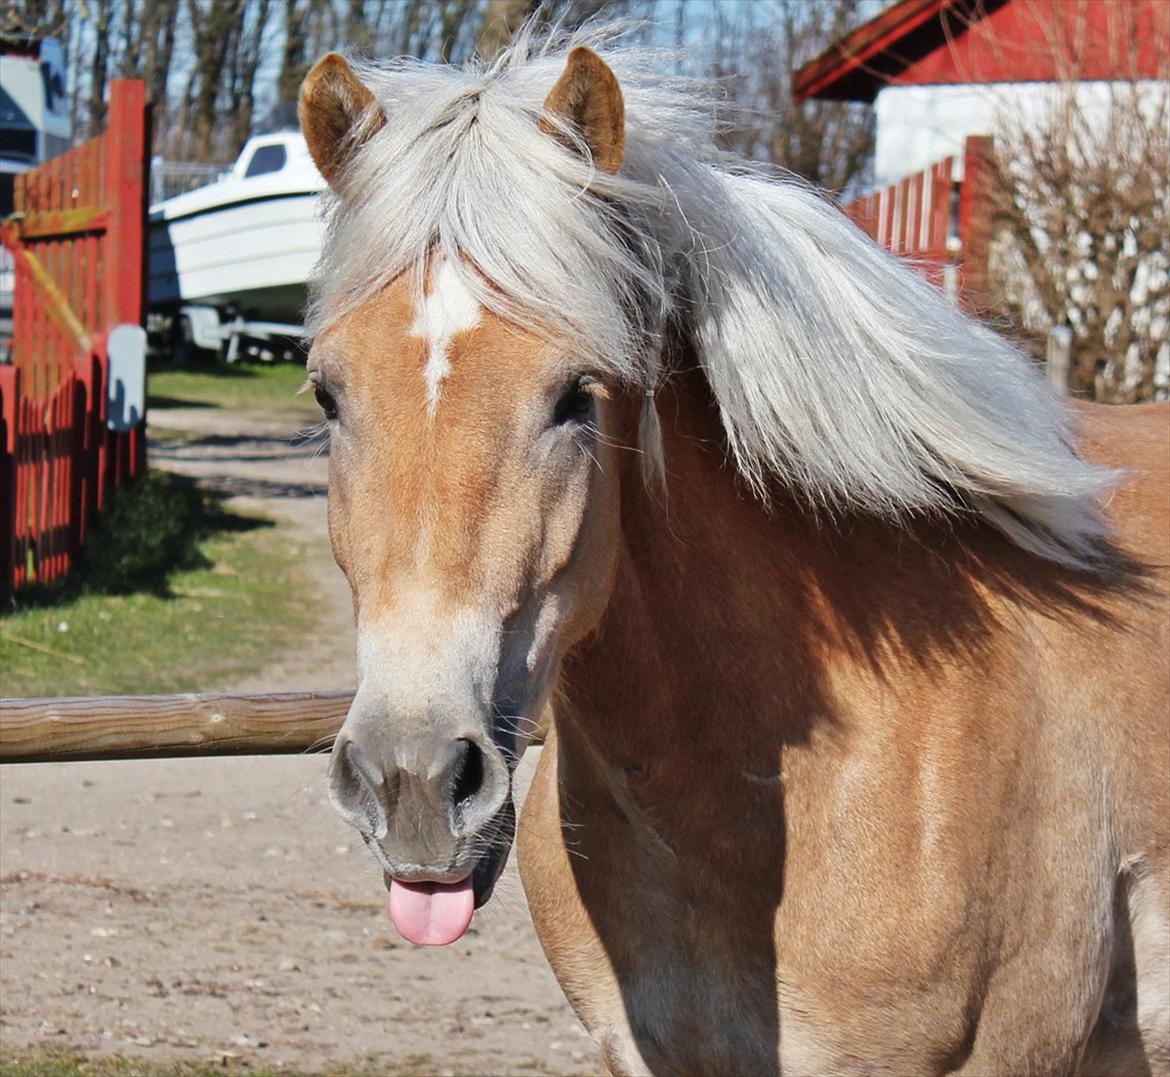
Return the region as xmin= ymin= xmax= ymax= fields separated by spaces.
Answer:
xmin=308 ymin=22 xmax=1115 ymax=566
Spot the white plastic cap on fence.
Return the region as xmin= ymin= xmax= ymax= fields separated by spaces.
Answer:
xmin=107 ymin=322 xmax=147 ymax=431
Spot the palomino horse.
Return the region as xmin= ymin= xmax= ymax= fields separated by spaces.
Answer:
xmin=299 ymin=28 xmax=1169 ymax=1076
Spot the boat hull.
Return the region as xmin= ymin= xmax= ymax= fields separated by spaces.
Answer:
xmin=149 ymin=191 xmax=324 ymax=324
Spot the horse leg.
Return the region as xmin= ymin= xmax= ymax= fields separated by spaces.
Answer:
xmin=517 ymin=732 xmax=654 ymax=1076
xmin=1078 ymin=862 xmax=1170 ymax=1076
xmin=950 ymin=851 xmax=1117 ymax=1074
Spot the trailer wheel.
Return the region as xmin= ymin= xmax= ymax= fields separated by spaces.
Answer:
xmin=171 ymin=313 xmax=195 ymax=365
xmin=171 ymin=312 xmax=218 ymax=365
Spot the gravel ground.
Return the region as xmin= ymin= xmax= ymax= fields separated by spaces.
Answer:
xmin=0 ymin=404 xmax=594 ymax=1075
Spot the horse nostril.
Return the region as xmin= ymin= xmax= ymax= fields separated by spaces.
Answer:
xmin=450 ymin=738 xmax=485 ymax=825
xmin=329 ymin=738 xmax=392 ymax=838
xmin=347 ymin=740 xmax=385 ymax=791
xmin=332 ymin=732 xmax=505 ymax=846
xmin=445 ymin=737 xmax=508 ymax=837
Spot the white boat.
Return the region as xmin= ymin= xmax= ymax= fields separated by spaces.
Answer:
xmin=148 ymin=131 xmax=325 ymax=328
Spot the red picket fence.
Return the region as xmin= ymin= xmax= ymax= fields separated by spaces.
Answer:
xmin=843 ymin=135 xmax=994 ymax=309
xmin=0 ymin=79 xmax=149 ymax=594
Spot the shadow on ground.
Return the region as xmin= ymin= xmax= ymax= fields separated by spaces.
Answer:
xmin=147 ymin=394 xmax=218 ymax=410
xmin=6 ymin=471 xmax=270 ymax=611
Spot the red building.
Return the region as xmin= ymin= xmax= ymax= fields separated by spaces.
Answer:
xmin=794 ymin=0 xmax=1169 ymax=186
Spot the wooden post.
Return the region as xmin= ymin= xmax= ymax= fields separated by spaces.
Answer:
xmin=0 ymin=691 xmax=353 ymax=764
xmin=1046 ymin=326 xmax=1072 ymax=393
xmin=0 ymin=366 xmax=17 ymax=594
xmin=957 ymin=135 xmax=995 ymax=314
xmin=103 ymin=79 xmax=147 ymax=330
xmin=102 ymin=79 xmax=149 ymax=487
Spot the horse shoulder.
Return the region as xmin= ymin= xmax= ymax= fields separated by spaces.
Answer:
xmin=1070 ymin=402 xmax=1169 ymax=848
xmin=1057 ymin=401 xmax=1170 ymax=1074
xmin=1077 ymin=400 xmax=1170 ymax=557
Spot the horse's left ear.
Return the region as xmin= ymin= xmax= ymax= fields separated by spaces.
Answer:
xmin=299 ymin=53 xmax=386 ymax=187
xmin=540 ymin=47 xmax=625 ymax=173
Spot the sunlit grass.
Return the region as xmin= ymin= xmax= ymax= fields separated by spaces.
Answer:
xmin=148 ymin=361 xmax=315 ymax=417
xmin=0 ymin=1046 xmax=450 ymax=1076
xmin=1 ymin=477 xmax=317 ymax=699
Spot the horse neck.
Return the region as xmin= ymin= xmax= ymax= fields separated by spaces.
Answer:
xmin=554 ymin=362 xmax=1034 ymax=848
xmin=561 ymin=364 xmax=835 ymax=769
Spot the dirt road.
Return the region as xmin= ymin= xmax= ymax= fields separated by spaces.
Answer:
xmin=0 ymin=404 xmax=595 ymax=1075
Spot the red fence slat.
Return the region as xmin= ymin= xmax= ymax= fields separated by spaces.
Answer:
xmin=842 ymin=135 xmax=993 ymax=311
xmin=0 ymin=79 xmax=149 ymax=594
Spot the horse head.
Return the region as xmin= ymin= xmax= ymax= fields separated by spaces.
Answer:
xmin=300 ymin=47 xmax=631 ymax=945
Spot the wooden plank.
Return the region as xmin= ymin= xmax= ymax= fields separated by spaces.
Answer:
xmin=79 ymin=141 xmax=97 ymax=329
xmin=911 ymin=171 xmax=925 ymax=253
xmin=14 ymin=395 xmax=33 ymax=587
xmin=0 ymin=367 xmax=17 ymax=595
xmin=54 ymin=378 xmax=72 ymax=579
xmin=0 ymin=692 xmax=354 ymax=764
xmin=84 ymin=139 xmax=99 ymax=330
xmin=49 ymin=151 xmax=63 ymax=212
xmin=957 ymin=135 xmax=995 ymax=311
xmin=71 ymin=354 xmax=98 ymax=547
xmin=0 ymin=237 xmax=91 ymax=358
xmin=14 ymin=207 xmax=109 ymax=240
xmin=103 ymin=79 xmax=147 ymax=327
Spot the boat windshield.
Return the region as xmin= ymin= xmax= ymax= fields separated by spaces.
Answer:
xmin=244 ymin=143 xmax=286 ymax=178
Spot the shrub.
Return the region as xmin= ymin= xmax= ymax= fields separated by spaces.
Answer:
xmin=77 ymin=471 xmax=215 ymax=594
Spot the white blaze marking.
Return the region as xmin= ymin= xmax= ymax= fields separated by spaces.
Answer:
xmin=411 ymin=259 xmax=482 ymax=414
xmin=355 ymin=595 xmax=501 ymax=724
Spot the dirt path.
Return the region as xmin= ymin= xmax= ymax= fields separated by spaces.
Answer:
xmin=0 ymin=405 xmax=595 ymax=1075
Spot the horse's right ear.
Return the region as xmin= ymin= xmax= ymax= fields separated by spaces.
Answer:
xmin=299 ymin=53 xmax=385 ymax=188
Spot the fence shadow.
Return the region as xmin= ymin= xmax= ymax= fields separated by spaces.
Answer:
xmin=5 ymin=471 xmax=271 ymax=610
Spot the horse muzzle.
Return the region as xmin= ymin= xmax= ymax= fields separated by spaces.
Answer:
xmin=329 ymin=720 xmax=514 ymax=944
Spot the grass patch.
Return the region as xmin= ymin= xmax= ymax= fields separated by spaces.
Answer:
xmin=148 ymin=361 xmax=315 ymax=417
xmin=1 ymin=473 xmax=317 ymax=697
xmin=0 ymin=1049 xmax=279 ymax=1075
xmin=0 ymin=1046 xmax=444 ymax=1076
xmin=79 ymin=470 xmax=230 ymax=595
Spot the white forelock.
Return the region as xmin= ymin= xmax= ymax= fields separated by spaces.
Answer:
xmin=307 ymin=21 xmax=1116 ymax=566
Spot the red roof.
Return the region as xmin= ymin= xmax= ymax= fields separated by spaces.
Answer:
xmin=793 ymin=0 xmax=1170 ymax=103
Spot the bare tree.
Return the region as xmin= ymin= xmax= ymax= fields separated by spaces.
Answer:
xmin=85 ymin=0 xmax=113 ymax=135
xmin=275 ymin=0 xmax=317 ymax=109
xmin=179 ymin=0 xmax=243 ymax=160
xmin=478 ymin=0 xmax=535 ymax=58
xmin=477 ymin=0 xmax=635 ymax=58
xmin=10 ymin=0 xmax=877 ymax=201
xmin=342 ymin=0 xmax=375 ymax=54
xmin=986 ymin=83 xmax=1169 ymax=403
xmin=700 ymin=0 xmax=874 ymax=194
xmin=225 ymin=0 xmax=273 ymax=152
xmin=169 ymin=0 xmax=283 ymax=161
xmin=268 ymin=0 xmax=629 ymax=110
xmin=116 ymin=0 xmax=181 ymax=151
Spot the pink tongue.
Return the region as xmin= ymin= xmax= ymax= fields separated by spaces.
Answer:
xmin=387 ymin=878 xmax=475 ymax=946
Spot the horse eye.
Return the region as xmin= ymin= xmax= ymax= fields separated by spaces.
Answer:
xmin=552 ymin=378 xmax=595 ymax=427
xmin=314 ymin=383 xmax=338 ymax=421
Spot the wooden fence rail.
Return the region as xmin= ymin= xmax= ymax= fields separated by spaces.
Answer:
xmin=0 ymin=691 xmax=352 ymax=764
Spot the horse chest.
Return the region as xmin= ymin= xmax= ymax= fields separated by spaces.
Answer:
xmin=579 ymin=935 xmax=971 ymax=1076
xmin=521 ymin=741 xmax=979 ymax=1074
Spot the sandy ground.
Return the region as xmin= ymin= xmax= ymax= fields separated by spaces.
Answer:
xmin=0 ymin=405 xmax=596 ymax=1075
